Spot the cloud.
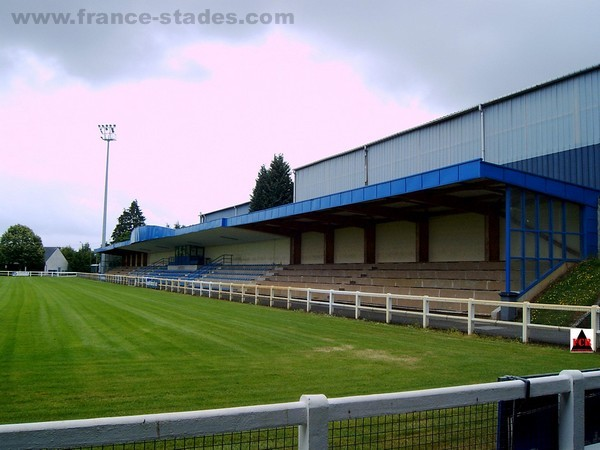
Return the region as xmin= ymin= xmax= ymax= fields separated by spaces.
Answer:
xmin=2 ymin=0 xmax=599 ymax=249
xmin=0 ymin=30 xmax=436 ymax=248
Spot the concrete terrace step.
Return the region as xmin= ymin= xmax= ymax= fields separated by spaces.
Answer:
xmin=259 ymin=262 xmax=505 ymax=308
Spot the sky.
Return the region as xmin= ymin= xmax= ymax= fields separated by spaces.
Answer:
xmin=1 ymin=0 xmax=600 ymax=250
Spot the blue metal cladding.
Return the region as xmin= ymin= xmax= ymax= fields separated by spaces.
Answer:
xmin=505 ymin=143 xmax=600 ymax=190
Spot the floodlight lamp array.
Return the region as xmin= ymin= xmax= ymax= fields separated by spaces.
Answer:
xmin=98 ymin=124 xmax=117 ymax=141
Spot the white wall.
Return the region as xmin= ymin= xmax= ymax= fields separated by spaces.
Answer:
xmin=334 ymin=227 xmax=363 ymax=263
xmin=45 ymin=250 xmax=69 ymax=272
xmin=301 ymin=232 xmax=325 ymax=264
xmin=205 ymin=239 xmax=290 ymax=265
xmin=376 ymin=221 xmax=416 ymax=262
xmin=429 ymin=213 xmax=485 ymax=261
xmin=148 ymin=251 xmax=173 ymax=266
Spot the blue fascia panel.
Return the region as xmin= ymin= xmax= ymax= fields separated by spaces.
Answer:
xmin=406 ymin=175 xmax=423 ymax=192
xmin=480 ymin=161 xmax=600 ymax=206
xmin=351 ymin=188 xmax=365 ymax=203
xmin=439 ymin=165 xmax=460 ymax=184
xmin=376 ymin=183 xmax=391 ymax=198
xmin=479 ymin=162 xmax=504 ymax=181
xmin=330 ymin=193 xmax=342 ymax=208
xmin=503 ymin=169 xmax=527 ymax=186
xmin=457 ymin=160 xmax=482 ymax=180
xmin=364 ymin=185 xmax=378 ymax=201
xmin=390 ymin=178 xmax=406 ymax=195
xmin=422 ymin=171 xmax=440 ymax=189
xmin=524 ymin=173 xmax=547 ymax=193
xmin=319 ymin=196 xmax=331 ymax=209
xmin=340 ymin=191 xmax=353 ymax=205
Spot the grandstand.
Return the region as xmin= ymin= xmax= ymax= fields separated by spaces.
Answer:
xmin=99 ymin=64 xmax=600 ymax=317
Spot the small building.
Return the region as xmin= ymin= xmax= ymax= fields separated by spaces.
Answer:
xmin=44 ymin=247 xmax=69 ymax=272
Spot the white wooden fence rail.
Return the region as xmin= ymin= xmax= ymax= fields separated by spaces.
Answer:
xmin=71 ymin=272 xmax=599 ymax=346
xmin=0 ymin=369 xmax=599 ymax=449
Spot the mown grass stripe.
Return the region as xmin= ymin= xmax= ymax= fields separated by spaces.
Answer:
xmin=0 ymin=277 xmax=597 ymax=424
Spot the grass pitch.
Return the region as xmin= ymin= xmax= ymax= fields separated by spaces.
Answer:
xmin=0 ymin=277 xmax=598 ymax=424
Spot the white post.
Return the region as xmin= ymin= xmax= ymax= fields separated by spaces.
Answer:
xmin=307 ymin=290 xmax=312 ymax=312
xmin=298 ymin=394 xmax=329 ymax=450
xmin=422 ymin=296 xmax=430 ymax=329
xmin=255 ymin=285 xmax=259 ymax=305
xmin=386 ymin=294 xmax=391 ymax=324
xmin=592 ymin=305 xmax=598 ymax=352
xmin=467 ymin=299 xmax=474 ymax=335
xmin=355 ymin=292 xmax=360 ymax=320
xmin=522 ymin=302 xmax=530 ymax=343
xmin=329 ymin=290 xmax=334 ymax=315
xmin=287 ymin=287 xmax=291 ymax=310
xmin=558 ymin=370 xmax=585 ymax=450
xmin=270 ymin=287 xmax=274 ymax=307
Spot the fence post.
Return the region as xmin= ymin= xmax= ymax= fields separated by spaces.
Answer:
xmin=467 ymin=299 xmax=474 ymax=335
xmin=241 ymin=285 xmax=245 ymax=303
xmin=422 ymin=296 xmax=429 ymax=329
xmin=329 ymin=290 xmax=334 ymax=316
xmin=287 ymin=287 xmax=291 ymax=310
xmin=298 ymin=394 xmax=329 ymax=450
xmin=591 ymin=305 xmax=598 ymax=351
xmin=229 ymin=284 xmax=233 ymax=301
xmin=307 ymin=290 xmax=312 ymax=312
xmin=558 ymin=370 xmax=585 ymax=450
xmin=522 ymin=302 xmax=530 ymax=343
xmin=270 ymin=287 xmax=274 ymax=307
xmin=355 ymin=292 xmax=360 ymax=320
xmin=255 ymin=285 xmax=259 ymax=305
xmin=386 ymin=294 xmax=391 ymax=324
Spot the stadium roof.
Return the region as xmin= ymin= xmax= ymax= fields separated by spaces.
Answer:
xmin=98 ymin=159 xmax=599 ymax=256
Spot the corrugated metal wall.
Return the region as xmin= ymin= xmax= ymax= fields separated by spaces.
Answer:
xmin=295 ymin=150 xmax=365 ymax=201
xmin=294 ymin=66 xmax=600 ymax=201
xmin=368 ymin=110 xmax=481 ymax=185
xmin=484 ymin=69 xmax=600 ymax=165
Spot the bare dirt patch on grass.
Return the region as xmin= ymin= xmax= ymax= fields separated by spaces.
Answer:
xmin=314 ymin=345 xmax=419 ymax=364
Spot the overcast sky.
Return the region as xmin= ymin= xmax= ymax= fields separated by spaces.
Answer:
xmin=1 ymin=0 xmax=599 ymax=249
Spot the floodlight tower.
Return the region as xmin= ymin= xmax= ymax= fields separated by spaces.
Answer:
xmin=98 ymin=124 xmax=116 ymax=273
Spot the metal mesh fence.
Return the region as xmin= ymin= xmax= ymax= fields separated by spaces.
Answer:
xmin=25 ymin=390 xmax=600 ymax=449
xmin=44 ymin=426 xmax=298 ymax=450
xmin=329 ymin=403 xmax=499 ymax=449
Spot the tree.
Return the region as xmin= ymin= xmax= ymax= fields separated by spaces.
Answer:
xmin=61 ymin=243 xmax=95 ymax=272
xmin=249 ymin=154 xmax=294 ymax=212
xmin=111 ymin=200 xmax=146 ymax=243
xmin=0 ymin=224 xmax=45 ymax=271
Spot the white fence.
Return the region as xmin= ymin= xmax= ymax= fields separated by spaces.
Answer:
xmin=76 ymin=272 xmax=599 ymax=347
xmin=1 ymin=369 xmax=599 ymax=449
xmin=0 ymin=271 xmax=78 ymax=277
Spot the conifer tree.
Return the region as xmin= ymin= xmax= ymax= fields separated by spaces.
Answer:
xmin=249 ymin=154 xmax=294 ymax=212
xmin=111 ymin=200 xmax=146 ymax=243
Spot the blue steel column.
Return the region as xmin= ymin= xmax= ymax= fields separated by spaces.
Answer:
xmin=505 ymin=188 xmax=512 ymax=293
